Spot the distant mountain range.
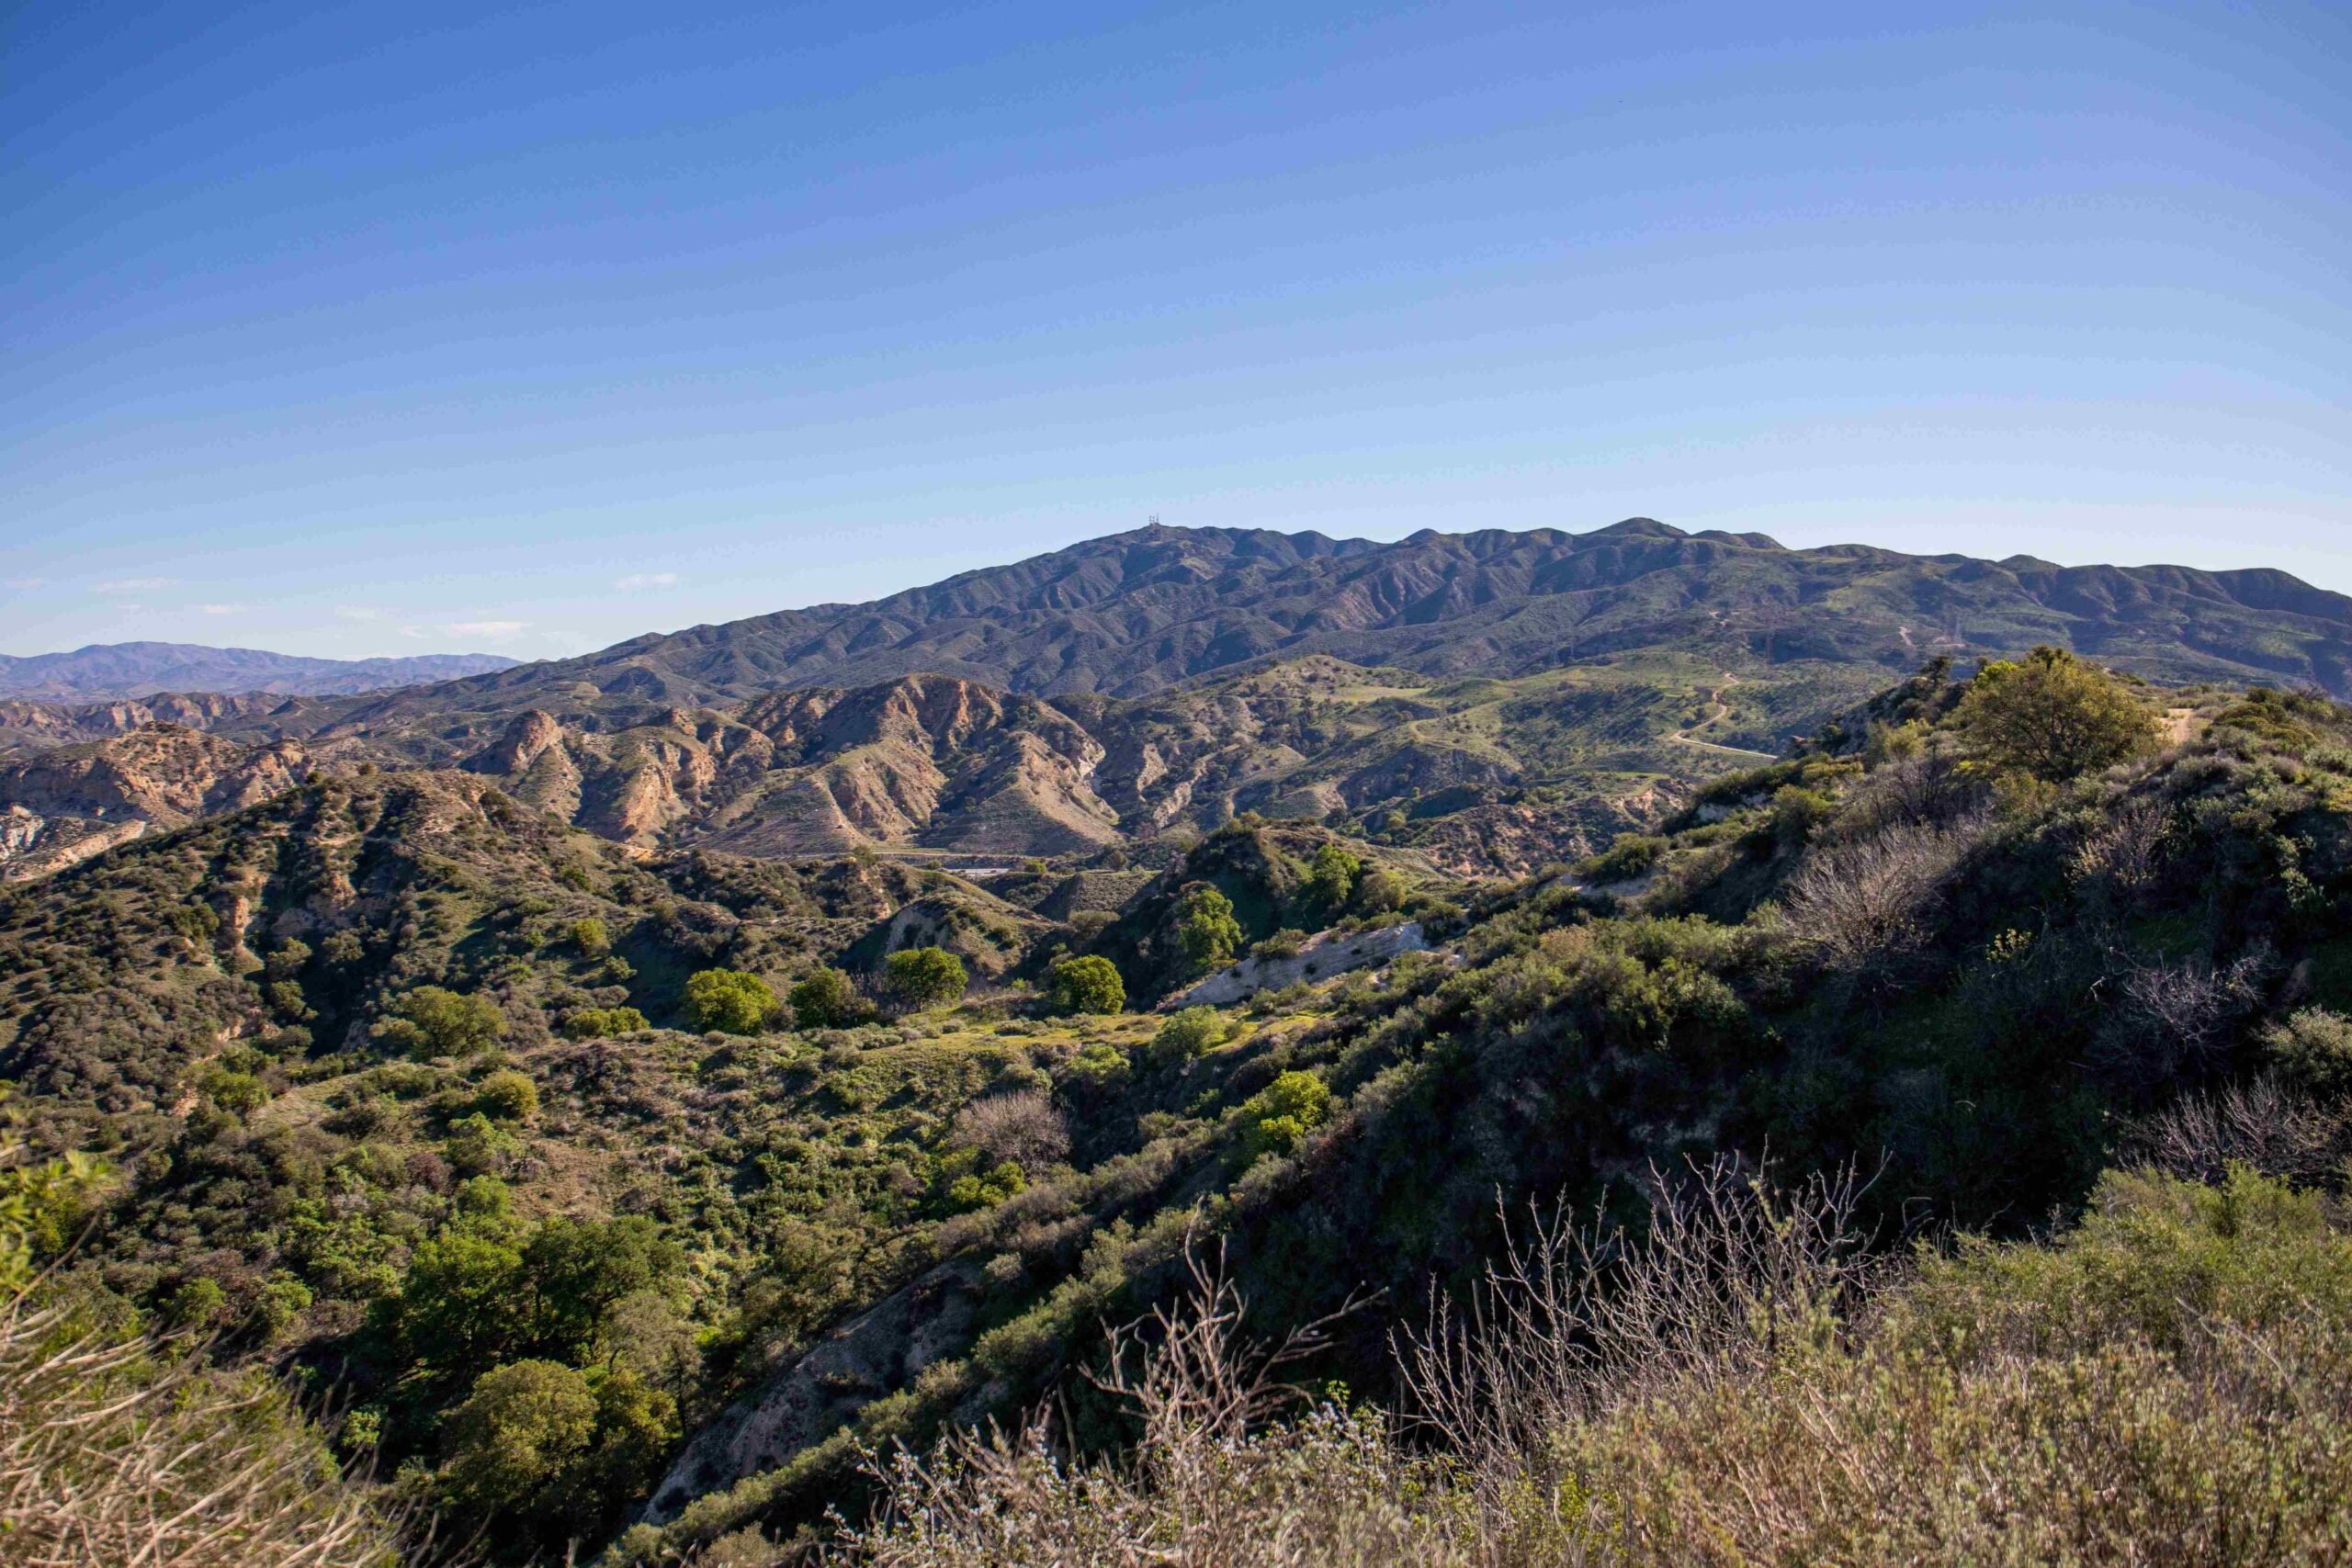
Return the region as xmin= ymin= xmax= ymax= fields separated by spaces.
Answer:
xmin=0 ymin=642 xmax=521 ymax=701
xmin=317 ymin=519 xmax=2352 ymax=728
xmin=4 ymin=521 xmax=2349 ymax=878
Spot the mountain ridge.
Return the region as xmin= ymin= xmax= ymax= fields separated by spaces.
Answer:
xmin=303 ymin=521 xmax=2352 ymax=727
xmin=0 ymin=641 xmax=522 ymax=701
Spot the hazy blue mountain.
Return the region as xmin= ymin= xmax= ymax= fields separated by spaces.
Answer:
xmin=0 ymin=641 xmax=521 ymax=700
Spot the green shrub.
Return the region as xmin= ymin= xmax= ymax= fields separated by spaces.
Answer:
xmin=446 ymin=1112 xmax=521 ymax=1178
xmin=1353 ymin=866 xmax=1407 ymax=916
xmin=1176 ymin=885 xmax=1243 ymax=975
xmin=1892 ymin=1165 xmax=2352 ymax=1358
xmin=562 ymin=1005 xmax=648 ymax=1041
xmin=1576 ymin=836 xmax=1665 ymax=884
xmin=1251 ymin=928 xmax=1308 ymax=961
xmin=377 ymin=986 xmax=506 ymax=1059
xmin=1065 ymin=1042 xmax=1133 ymax=1089
xmin=1048 ymin=954 xmax=1125 ymax=1015
xmin=197 ymin=1065 xmax=269 ymax=1114
xmin=1242 ymin=1070 xmax=1332 ymax=1157
xmin=882 ymin=948 xmax=967 ymax=1011
xmin=1148 ymin=1006 xmax=1227 ymax=1066
xmin=788 ymin=967 xmax=860 ymax=1030
xmin=2265 ymin=1007 xmax=2352 ymax=1098
xmin=571 ymin=918 xmax=611 ymax=957
xmin=477 ymin=1069 xmax=539 ymax=1122
xmin=1955 ymin=644 xmax=2161 ymax=783
xmin=163 ymin=1276 xmax=227 ymax=1327
xmin=1768 ymin=785 xmax=1838 ymax=847
xmin=682 ymin=969 xmax=779 ymax=1034
xmin=946 ymin=1160 xmax=1026 ymax=1213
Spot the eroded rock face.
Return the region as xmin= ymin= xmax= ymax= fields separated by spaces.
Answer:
xmin=466 ymin=709 xmax=567 ymax=776
xmin=0 ymin=725 xmax=310 ymax=828
xmin=1173 ymin=919 xmax=1433 ymax=1008
xmin=644 ymin=1259 xmax=989 ymax=1524
xmin=0 ymin=727 xmax=313 ymax=879
xmin=448 ymin=674 xmax=1124 ymax=857
xmin=0 ymin=806 xmax=149 ymax=882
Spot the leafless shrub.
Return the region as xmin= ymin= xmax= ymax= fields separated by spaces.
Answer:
xmin=0 ymin=1294 xmax=438 ymax=1567
xmin=1396 ymin=1157 xmax=1874 ymax=1485
xmin=2070 ymin=796 xmax=2170 ymax=893
xmin=2094 ymin=949 xmax=2269 ymax=1082
xmin=947 ymin=1090 xmax=1069 ymax=1170
xmin=831 ymin=1245 xmax=1396 ymax=1568
xmin=2129 ymin=1074 xmax=2352 ymax=1183
xmin=1087 ymin=1240 xmax=1367 ymax=1445
xmin=1778 ymin=815 xmax=1986 ymax=967
xmin=1823 ymin=751 xmax=1982 ymax=843
xmin=830 ymin=1153 xmax=2352 ymax=1568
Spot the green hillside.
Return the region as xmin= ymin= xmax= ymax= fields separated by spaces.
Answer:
xmin=17 ymin=649 xmax=2352 ymax=1562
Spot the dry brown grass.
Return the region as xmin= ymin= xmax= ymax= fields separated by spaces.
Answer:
xmin=0 ymin=1292 xmax=435 ymax=1568
xmin=824 ymin=1156 xmax=2352 ymax=1568
xmin=1777 ymin=815 xmax=1984 ymax=967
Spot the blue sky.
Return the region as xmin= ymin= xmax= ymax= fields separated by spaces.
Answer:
xmin=5 ymin=1 xmax=2347 ymax=660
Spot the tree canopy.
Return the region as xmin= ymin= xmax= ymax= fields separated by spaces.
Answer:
xmin=1175 ymin=885 xmax=1243 ymax=975
xmin=1954 ymin=645 xmax=2161 ymax=783
xmin=1049 ymin=954 xmax=1125 ymax=1015
xmin=883 ymin=947 xmax=967 ymax=1010
xmin=681 ymin=969 xmax=778 ymax=1034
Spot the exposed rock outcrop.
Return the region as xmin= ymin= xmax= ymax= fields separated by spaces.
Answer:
xmin=1174 ymin=919 xmax=1433 ymax=1007
xmin=644 ymin=1259 xmax=989 ymax=1524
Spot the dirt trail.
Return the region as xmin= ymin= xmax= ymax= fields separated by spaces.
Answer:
xmin=1665 ymin=679 xmax=1778 ymax=761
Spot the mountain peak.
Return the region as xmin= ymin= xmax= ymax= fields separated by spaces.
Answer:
xmin=1583 ymin=517 xmax=1687 ymax=541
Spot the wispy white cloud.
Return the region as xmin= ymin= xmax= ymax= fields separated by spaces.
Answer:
xmin=444 ymin=620 xmax=531 ymax=643
xmin=96 ymin=576 xmax=174 ymax=594
xmin=616 ymin=571 xmax=681 ymax=590
xmin=4 ymin=577 xmax=43 ymax=591
xmin=335 ymin=605 xmax=389 ymax=622
xmin=198 ymin=603 xmax=248 ymax=615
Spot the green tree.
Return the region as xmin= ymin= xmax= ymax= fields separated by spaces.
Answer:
xmin=582 ymin=1363 xmax=680 ymax=1504
xmin=682 ymin=969 xmax=778 ymax=1034
xmin=1242 ymin=1069 xmax=1332 ymax=1157
xmin=392 ymin=1230 xmax=530 ymax=1381
xmin=440 ymin=1359 xmax=598 ymax=1516
xmin=1148 ymin=1006 xmax=1227 ymax=1066
xmin=476 ymin=1068 xmax=539 ymax=1122
xmin=377 ymin=986 xmax=505 ymax=1059
xmin=1048 ymin=954 xmax=1125 ymax=1015
xmin=570 ymin=918 xmax=611 ymax=957
xmin=883 ymin=947 xmax=967 ymax=1010
xmin=1306 ymin=841 xmax=1361 ymax=912
xmin=520 ymin=1216 xmax=683 ymax=1359
xmin=1352 ymin=866 xmax=1408 ymax=916
xmin=1953 ymin=645 xmax=2161 ymax=783
xmin=788 ymin=966 xmax=860 ymax=1030
xmin=1175 ymin=885 xmax=1243 ymax=975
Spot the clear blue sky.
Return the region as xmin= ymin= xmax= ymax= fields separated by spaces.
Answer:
xmin=5 ymin=1 xmax=2347 ymax=660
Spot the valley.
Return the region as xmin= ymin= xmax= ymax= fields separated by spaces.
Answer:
xmin=10 ymin=525 xmax=2352 ymax=1564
